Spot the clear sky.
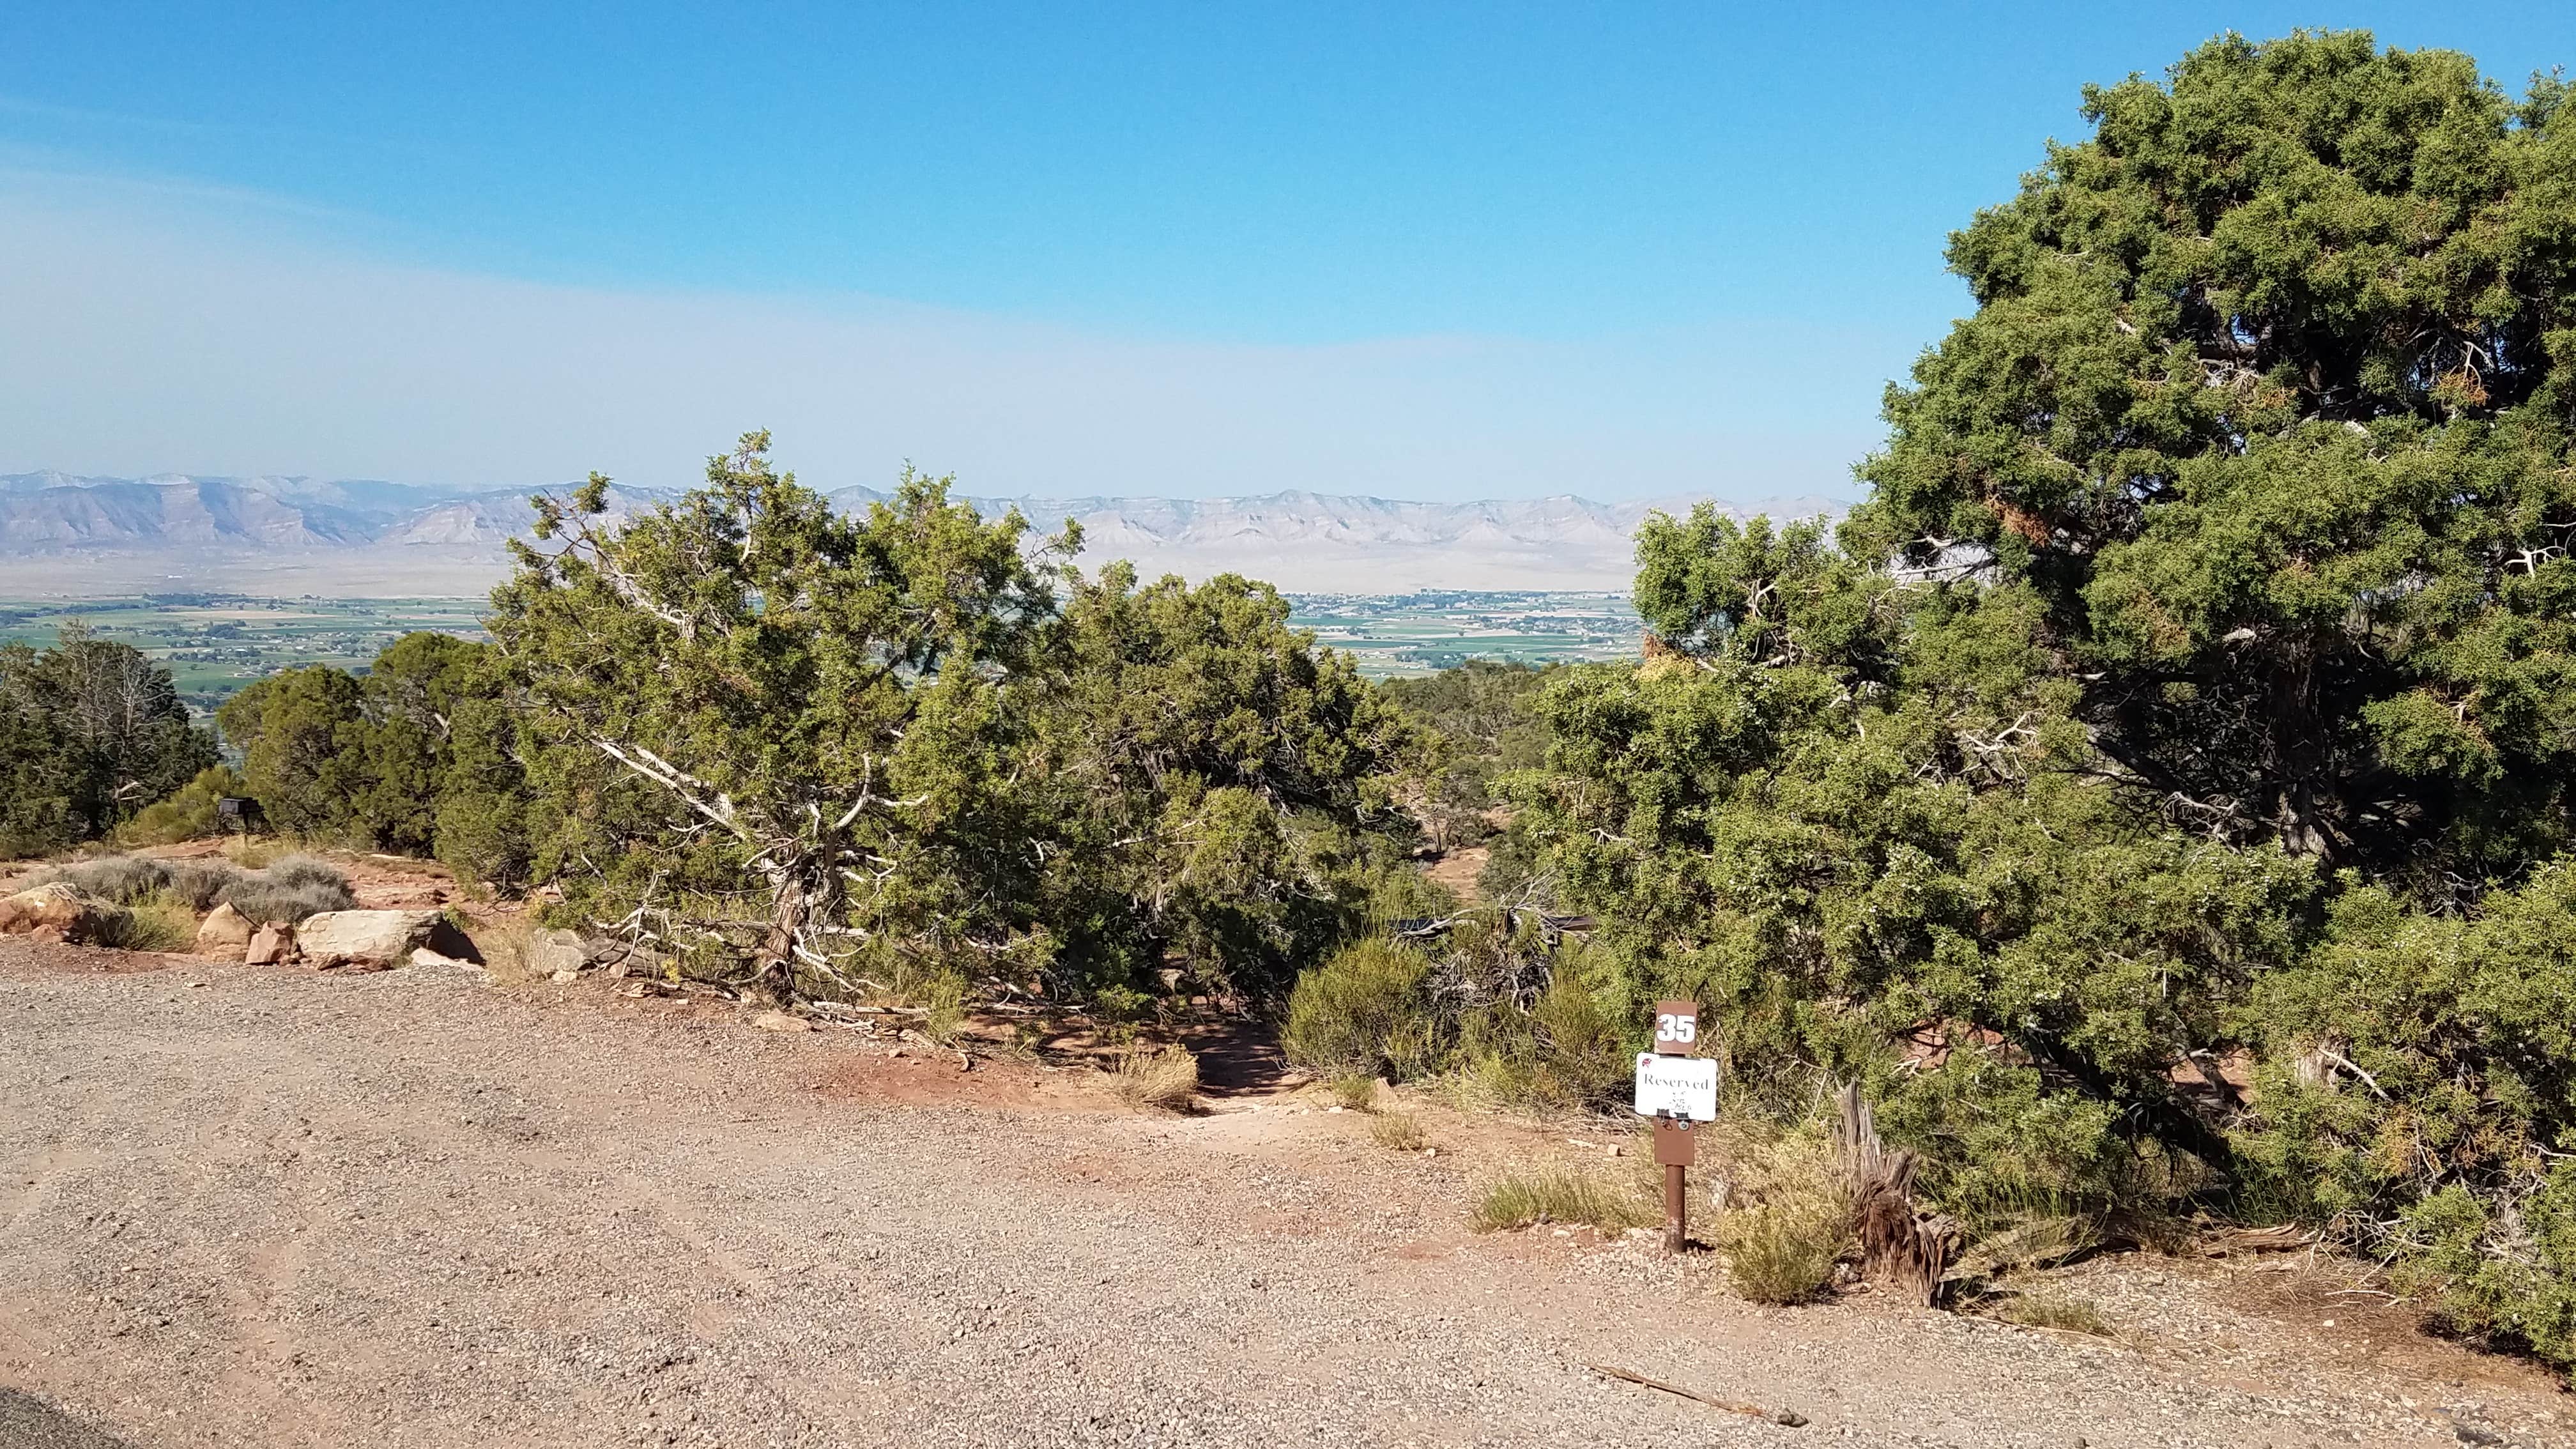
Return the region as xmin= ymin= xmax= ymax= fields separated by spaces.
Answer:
xmin=4 ymin=4 xmax=2573 ymax=501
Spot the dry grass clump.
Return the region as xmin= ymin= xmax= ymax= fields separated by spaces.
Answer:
xmin=466 ymin=914 xmax=544 ymax=985
xmin=27 ymin=852 xmax=354 ymax=925
xmin=1720 ymin=1197 xmax=1850 ymax=1304
xmin=1108 ymin=1045 xmax=1200 ymax=1111
xmin=1995 ymin=1289 xmax=2112 ymax=1337
xmin=218 ymin=838 xmax=279 ymax=870
xmin=1329 ymin=1073 xmax=1378 ymax=1112
xmin=1471 ymin=1164 xmax=1659 ymax=1233
xmin=1712 ymin=1124 xmax=1853 ymax=1305
xmin=1370 ymin=1112 xmax=1428 ymax=1152
xmin=89 ymin=889 xmax=198 ymax=953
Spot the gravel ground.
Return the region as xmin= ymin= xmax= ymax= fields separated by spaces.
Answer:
xmin=2 ymin=940 xmax=2570 ymax=1449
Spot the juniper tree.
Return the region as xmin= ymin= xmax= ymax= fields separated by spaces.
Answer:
xmin=1019 ymin=564 xmax=1429 ymax=1000
xmin=487 ymin=433 xmax=1072 ymax=995
xmin=1855 ymin=30 xmax=2576 ymax=896
xmin=1 ymin=627 xmax=215 ymax=852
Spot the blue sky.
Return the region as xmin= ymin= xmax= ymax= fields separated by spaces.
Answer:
xmin=4 ymin=4 xmax=2573 ymax=500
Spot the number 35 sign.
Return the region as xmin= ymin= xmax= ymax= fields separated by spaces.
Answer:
xmin=1634 ymin=999 xmax=1719 ymax=1121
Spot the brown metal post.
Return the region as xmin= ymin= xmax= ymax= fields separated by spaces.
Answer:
xmin=1664 ymin=1161 xmax=1686 ymax=1253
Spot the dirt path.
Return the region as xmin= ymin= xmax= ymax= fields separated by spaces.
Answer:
xmin=1 ymin=942 xmax=2569 ymax=1448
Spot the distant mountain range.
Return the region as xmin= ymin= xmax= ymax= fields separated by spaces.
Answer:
xmin=0 ymin=471 xmax=1841 ymax=595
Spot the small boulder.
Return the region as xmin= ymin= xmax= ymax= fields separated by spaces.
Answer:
xmin=526 ymin=927 xmax=587 ymax=977
xmin=195 ymin=902 xmax=254 ymax=958
xmin=245 ymin=924 xmax=294 ymax=965
xmin=295 ymin=910 xmax=441 ymax=969
xmin=0 ymin=884 xmax=108 ymax=944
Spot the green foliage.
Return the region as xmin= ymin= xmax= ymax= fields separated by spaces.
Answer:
xmin=1380 ymin=659 xmax=1556 ymax=849
xmin=1282 ymin=939 xmax=1436 ymax=1080
xmin=118 ymin=764 xmax=251 ymax=846
xmin=482 ymin=437 xmax=1422 ymax=1002
xmin=218 ymin=664 xmax=374 ymax=841
xmin=1019 ymin=564 xmax=1427 ymax=997
xmin=0 ymin=624 xmax=217 ymax=856
xmin=213 ymin=632 xmax=526 ymax=871
xmin=1418 ymin=29 xmax=2576 ymax=1376
xmin=2393 ymin=1166 xmax=2576 ymax=1372
xmin=488 ymin=435 xmax=1073 ymax=993
xmin=1851 ymin=28 xmax=2576 ymax=891
xmin=1507 ymin=526 xmax=2318 ymax=1185
xmin=2235 ymin=864 xmax=2576 ymax=1222
xmin=433 ymin=691 xmax=532 ymax=891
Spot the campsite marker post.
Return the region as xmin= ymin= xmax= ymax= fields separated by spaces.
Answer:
xmin=1634 ymin=999 xmax=1715 ymax=1254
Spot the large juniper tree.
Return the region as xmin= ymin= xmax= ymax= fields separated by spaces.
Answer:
xmin=1492 ymin=41 xmax=2576 ymax=1365
xmin=1857 ymin=30 xmax=2576 ymax=895
xmin=487 ymin=434 xmax=1069 ymax=996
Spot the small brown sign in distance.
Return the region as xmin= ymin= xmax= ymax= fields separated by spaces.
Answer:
xmin=1651 ymin=999 xmax=1699 ymax=1056
xmin=1652 ymin=1114 xmax=1697 ymax=1166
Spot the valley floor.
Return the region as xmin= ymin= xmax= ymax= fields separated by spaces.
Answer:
xmin=0 ymin=937 xmax=2568 ymax=1448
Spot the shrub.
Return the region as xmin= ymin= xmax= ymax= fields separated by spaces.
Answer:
xmin=1712 ymin=1124 xmax=1851 ymax=1305
xmin=916 ymin=972 xmax=969 ymax=1045
xmin=89 ymin=889 xmax=197 ymax=953
xmin=1456 ymin=970 xmax=1633 ymax=1112
xmin=261 ymin=854 xmax=349 ymax=894
xmin=1283 ymin=939 xmax=1435 ymax=1080
xmin=1370 ymin=1112 xmax=1428 ymax=1152
xmin=1108 ymin=1046 xmax=1199 ymax=1111
xmin=160 ymin=858 xmax=240 ymax=910
xmin=1469 ymin=1165 xmax=1657 ymax=1233
xmin=118 ymin=765 xmax=252 ymax=847
xmin=27 ymin=854 xmax=170 ymax=904
xmin=220 ymin=877 xmax=351 ymax=925
xmin=1329 ymin=1073 xmax=1378 ymax=1112
xmin=1720 ymin=1200 xmax=1848 ymax=1305
xmin=2386 ymin=1169 xmax=2576 ymax=1375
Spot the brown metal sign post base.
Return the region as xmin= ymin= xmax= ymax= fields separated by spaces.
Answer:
xmin=1652 ymin=1111 xmax=1695 ymax=1252
xmin=1664 ymin=1163 xmax=1685 ymax=1254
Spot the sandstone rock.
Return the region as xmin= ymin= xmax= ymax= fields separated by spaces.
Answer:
xmin=525 ymin=927 xmax=586 ymax=977
xmin=295 ymin=910 xmax=441 ymax=969
xmin=0 ymin=884 xmax=107 ymax=944
xmin=407 ymin=946 xmax=482 ymax=972
xmin=752 ymin=1011 xmax=814 ymax=1033
xmin=195 ymin=902 xmax=253 ymax=957
xmin=245 ymin=924 xmax=293 ymax=965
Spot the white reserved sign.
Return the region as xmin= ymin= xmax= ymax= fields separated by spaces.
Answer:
xmin=1632 ymin=1052 xmax=1719 ymax=1121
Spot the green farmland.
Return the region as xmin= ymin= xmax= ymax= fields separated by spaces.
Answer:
xmin=0 ymin=590 xmax=1641 ymax=714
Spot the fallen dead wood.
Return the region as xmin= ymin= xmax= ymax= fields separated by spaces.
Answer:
xmin=801 ymin=1000 xmax=928 ymax=1018
xmin=1590 ymin=1364 xmax=1807 ymax=1427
